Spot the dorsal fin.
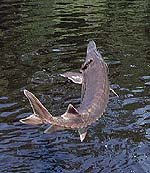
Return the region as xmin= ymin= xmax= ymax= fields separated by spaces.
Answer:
xmin=66 ymin=104 xmax=79 ymax=114
xmin=61 ymin=104 xmax=80 ymax=120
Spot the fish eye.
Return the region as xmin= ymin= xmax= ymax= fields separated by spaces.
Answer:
xmin=81 ymin=59 xmax=93 ymax=70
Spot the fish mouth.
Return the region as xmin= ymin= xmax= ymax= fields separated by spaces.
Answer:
xmin=87 ymin=40 xmax=97 ymax=53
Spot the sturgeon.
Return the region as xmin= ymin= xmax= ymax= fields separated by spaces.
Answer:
xmin=20 ymin=41 xmax=110 ymax=142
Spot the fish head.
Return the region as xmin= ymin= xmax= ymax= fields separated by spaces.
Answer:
xmin=81 ymin=41 xmax=102 ymax=71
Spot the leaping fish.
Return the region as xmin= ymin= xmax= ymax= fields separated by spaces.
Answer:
xmin=20 ymin=41 xmax=113 ymax=142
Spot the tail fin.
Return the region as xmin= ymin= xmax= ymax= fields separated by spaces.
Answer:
xmin=20 ymin=114 xmax=43 ymax=125
xmin=20 ymin=90 xmax=53 ymax=125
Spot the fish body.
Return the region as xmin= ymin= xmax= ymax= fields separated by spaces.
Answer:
xmin=20 ymin=41 xmax=110 ymax=141
xmin=78 ymin=41 xmax=109 ymax=126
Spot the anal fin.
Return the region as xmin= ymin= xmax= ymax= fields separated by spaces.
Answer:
xmin=44 ymin=125 xmax=66 ymax=134
xmin=78 ymin=128 xmax=87 ymax=142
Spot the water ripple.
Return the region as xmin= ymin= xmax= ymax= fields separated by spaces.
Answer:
xmin=0 ymin=0 xmax=150 ymax=172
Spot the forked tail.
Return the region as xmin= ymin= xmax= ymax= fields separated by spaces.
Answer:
xmin=20 ymin=90 xmax=53 ymax=125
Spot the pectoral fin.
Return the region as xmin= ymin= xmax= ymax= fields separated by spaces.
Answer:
xmin=44 ymin=125 xmax=65 ymax=134
xmin=110 ymin=88 xmax=119 ymax=97
xmin=78 ymin=128 xmax=87 ymax=142
xmin=60 ymin=72 xmax=82 ymax=84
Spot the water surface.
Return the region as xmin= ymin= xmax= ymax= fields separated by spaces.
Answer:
xmin=0 ymin=0 xmax=150 ymax=173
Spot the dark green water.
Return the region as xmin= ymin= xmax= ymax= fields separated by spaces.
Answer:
xmin=0 ymin=0 xmax=150 ymax=173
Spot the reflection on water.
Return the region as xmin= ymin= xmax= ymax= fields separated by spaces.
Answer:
xmin=0 ymin=0 xmax=150 ymax=172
